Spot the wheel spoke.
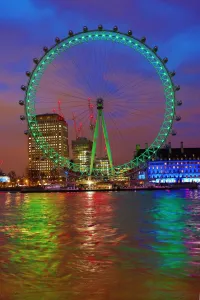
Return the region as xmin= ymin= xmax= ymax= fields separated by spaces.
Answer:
xmin=23 ymin=29 xmax=176 ymax=175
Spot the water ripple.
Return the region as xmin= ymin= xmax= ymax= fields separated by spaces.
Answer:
xmin=0 ymin=190 xmax=200 ymax=299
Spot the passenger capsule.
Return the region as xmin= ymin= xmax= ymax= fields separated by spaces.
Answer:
xmin=24 ymin=130 xmax=29 ymax=135
xmin=21 ymin=85 xmax=26 ymax=91
xmin=20 ymin=115 xmax=26 ymax=121
xmin=33 ymin=58 xmax=39 ymax=64
xmin=113 ymin=26 xmax=118 ymax=32
xmin=68 ymin=30 xmax=74 ymax=36
xmin=26 ymin=71 xmax=31 ymax=77
xmin=177 ymin=100 xmax=182 ymax=106
xmin=163 ymin=57 xmax=168 ymax=64
xmin=55 ymin=37 xmax=60 ymax=43
xmin=170 ymin=71 xmax=176 ymax=77
xmin=174 ymin=85 xmax=180 ymax=91
xmin=153 ymin=46 xmax=158 ymax=52
xmin=128 ymin=30 xmax=132 ymax=36
xmin=171 ymin=130 xmax=177 ymax=136
xmin=19 ymin=100 xmax=24 ymax=106
xmin=141 ymin=37 xmax=146 ymax=43
xmin=43 ymin=46 xmax=48 ymax=52
xmin=175 ymin=115 xmax=181 ymax=121
xmin=98 ymin=24 xmax=103 ymax=31
xmin=83 ymin=26 xmax=88 ymax=32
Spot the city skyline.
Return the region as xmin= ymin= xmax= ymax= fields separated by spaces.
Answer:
xmin=0 ymin=0 xmax=200 ymax=175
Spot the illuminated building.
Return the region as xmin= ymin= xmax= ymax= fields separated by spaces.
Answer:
xmin=95 ymin=156 xmax=110 ymax=176
xmin=28 ymin=113 xmax=69 ymax=180
xmin=137 ymin=142 xmax=200 ymax=183
xmin=115 ymin=168 xmax=130 ymax=183
xmin=0 ymin=176 xmax=10 ymax=183
xmin=72 ymin=137 xmax=92 ymax=172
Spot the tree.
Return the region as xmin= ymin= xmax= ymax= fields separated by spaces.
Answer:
xmin=8 ymin=171 xmax=17 ymax=186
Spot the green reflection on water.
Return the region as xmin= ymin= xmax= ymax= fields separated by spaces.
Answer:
xmin=142 ymin=193 xmax=190 ymax=300
xmin=152 ymin=193 xmax=189 ymax=274
xmin=5 ymin=194 xmax=59 ymax=283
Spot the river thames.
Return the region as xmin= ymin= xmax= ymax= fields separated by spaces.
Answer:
xmin=0 ymin=189 xmax=200 ymax=300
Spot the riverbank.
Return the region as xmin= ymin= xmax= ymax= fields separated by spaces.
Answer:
xmin=0 ymin=183 xmax=198 ymax=193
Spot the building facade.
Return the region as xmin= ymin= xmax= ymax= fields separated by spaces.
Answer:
xmin=95 ymin=156 xmax=110 ymax=176
xmin=28 ymin=113 xmax=69 ymax=181
xmin=136 ymin=142 xmax=200 ymax=183
xmin=71 ymin=137 xmax=92 ymax=172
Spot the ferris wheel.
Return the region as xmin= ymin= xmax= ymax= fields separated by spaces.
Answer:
xmin=19 ymin=25 xmax=182 ymax=177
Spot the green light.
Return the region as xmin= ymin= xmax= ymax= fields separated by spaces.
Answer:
xmin=25 ymin=29 xmax=175 ymax=175
xmin=152 ymin=196 xmax=188 ymax=275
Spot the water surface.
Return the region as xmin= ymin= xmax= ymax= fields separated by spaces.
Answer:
xmin=0 ymin=190 xmax=200 ymax=299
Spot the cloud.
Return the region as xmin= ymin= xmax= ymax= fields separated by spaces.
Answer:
xmin=163 ymin=26 xmax=200 ymax=69
xmin=0 ymin=0 xmax=199 ymax=174
xmin=0 ymin=0 xmax=52 ymax=20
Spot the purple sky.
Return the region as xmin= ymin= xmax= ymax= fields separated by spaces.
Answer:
xmin=0 ymin=0 xmax=200 ymax=175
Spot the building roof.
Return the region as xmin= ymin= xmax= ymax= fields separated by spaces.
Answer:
xmin=136 ymin=147 xmax=200 ymax=160
xmin=36 ymin=113 xmax=67 ymax=123
xmin=72 ymin=137 xmax=92 ymax=145
xmin=36 ymin=113 xmax=59 ymax=117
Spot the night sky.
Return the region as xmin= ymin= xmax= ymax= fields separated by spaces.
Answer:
xmin=0 ymin=0 xmax=200 ymax=175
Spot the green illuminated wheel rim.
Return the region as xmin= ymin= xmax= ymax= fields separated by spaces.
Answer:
xmin=21 ymin=27 xmax=180 ymax=176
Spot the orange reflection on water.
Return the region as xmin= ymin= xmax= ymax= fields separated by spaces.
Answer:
xmin=0 ymin=190 xmax=200 ymax=299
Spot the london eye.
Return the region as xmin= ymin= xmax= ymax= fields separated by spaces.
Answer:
xmin=19 ymin=25 xmax=182 ymax=178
